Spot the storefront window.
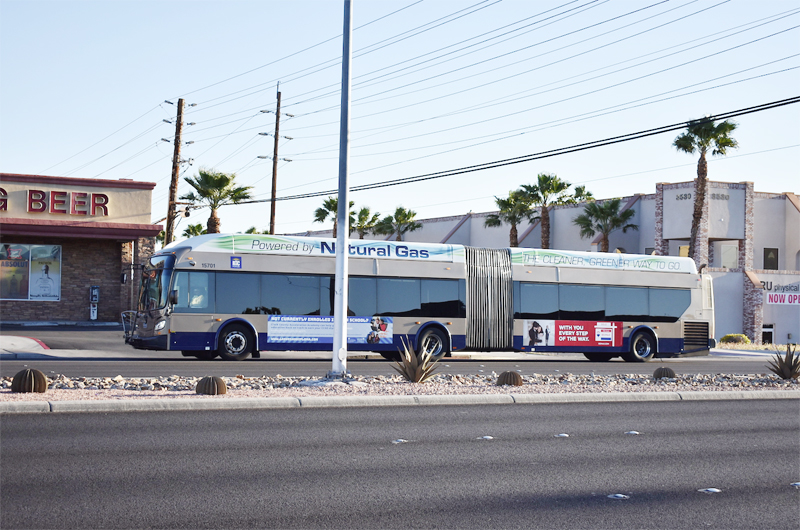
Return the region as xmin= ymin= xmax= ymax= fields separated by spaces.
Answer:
xmin=0 ymin=244 xmax=61 ymax=301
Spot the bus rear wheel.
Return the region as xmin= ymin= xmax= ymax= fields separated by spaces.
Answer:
xmin=217 ymin=323 xmax=254 ymax=361
xmin=418 ymin=328 xmax=449 ymax=361
xmin=623 ymin=332 xmax=656 ymax=362
xmin=583 ymin=353 xmax=614 ymax=362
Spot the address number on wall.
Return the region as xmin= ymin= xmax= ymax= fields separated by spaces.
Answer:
xmin=675 ymin=193 xmax=692 ymax=200
xmin=711 ymin=193 xmax=730 ymax=200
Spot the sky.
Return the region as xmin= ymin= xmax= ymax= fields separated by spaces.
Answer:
xmin=1 ymin=0 xmax=798 ymax=240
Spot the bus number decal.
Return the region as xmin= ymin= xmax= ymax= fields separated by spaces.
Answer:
xmin=201 ymin=263 xmax=215 ymax=268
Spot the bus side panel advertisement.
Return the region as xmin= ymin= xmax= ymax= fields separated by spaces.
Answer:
xmin=510 ymin=248 xmax=696 ymax=274
xmin=267 ymin=315 xmax=393 ymax=344
xmin=199 ymin=235 xmax=463 ymax=263
xmin=525 ymin=320 xmax=623 ymax=347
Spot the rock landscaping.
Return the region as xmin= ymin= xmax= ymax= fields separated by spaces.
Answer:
xmin=1 ymin=371 xmax=797 ymax=402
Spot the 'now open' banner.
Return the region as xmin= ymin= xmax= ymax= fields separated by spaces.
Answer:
xmin=766 ymin=293 xmax=800 ymax=305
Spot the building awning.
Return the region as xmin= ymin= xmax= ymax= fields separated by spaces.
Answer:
xmin=0 ymin=217 xmax=162 ymax=240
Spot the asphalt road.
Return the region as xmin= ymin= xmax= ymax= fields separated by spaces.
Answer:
xmin=2 ymin=400 xmax=798 ymax=529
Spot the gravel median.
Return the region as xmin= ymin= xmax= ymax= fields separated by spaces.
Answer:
xmin=2 ymin=371 xmax=797 ymax=402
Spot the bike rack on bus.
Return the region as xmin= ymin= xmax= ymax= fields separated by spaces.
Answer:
xmin=121 ymin=311 xmax=136 ymax=343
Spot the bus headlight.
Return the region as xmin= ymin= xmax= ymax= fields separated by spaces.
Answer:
xmin=155 ymin=321 xmax=166 ymax=331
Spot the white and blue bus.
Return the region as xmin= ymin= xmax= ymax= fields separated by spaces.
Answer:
xmin=123 ymin=234 xmax=715 ymax=362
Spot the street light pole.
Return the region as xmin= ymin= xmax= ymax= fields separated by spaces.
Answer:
xmin=330 ymin=0 xmax=353 ymax=378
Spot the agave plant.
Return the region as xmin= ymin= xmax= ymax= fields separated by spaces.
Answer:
xmin=766 ymin=344 xmax=800 ymax=380
xmin=392 ymin=336 xmax=440 ymax=383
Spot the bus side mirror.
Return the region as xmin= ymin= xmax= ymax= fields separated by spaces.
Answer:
xmin=169 ymin=290 xmax=178 ymax=305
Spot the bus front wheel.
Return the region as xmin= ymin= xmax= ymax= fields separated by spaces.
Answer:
xmin=623 ymin=332 xmax=656 ymax=362
xmin=217 ymin=324 xmax=254 ymax=361
xmin=418 ymin=328 xmax=449 ymax=361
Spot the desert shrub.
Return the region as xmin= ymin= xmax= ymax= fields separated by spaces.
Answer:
xmin=720 ymin=334 xmax=751 ymax=344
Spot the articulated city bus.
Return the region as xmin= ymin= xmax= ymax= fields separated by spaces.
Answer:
xmin=123 ymin=234 xmax=715 ymax=362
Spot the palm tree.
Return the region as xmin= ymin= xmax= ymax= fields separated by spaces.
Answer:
xmin=244 ymin=226 xmax=267 ymax=234
xmin=179 ymin=168 xmax=253 ymax=234
xmin=484 ymin=190 xmax=533 ymax=247
xmin=375 ymin=206 xmax=422 ymax=241
xmin=573 ymin=198 xmax=638 ymax=253
xmin=521 ymin=173 xmax=592 ymax=249
xmin=673 ymin=118 xmax=738 ymax=263
xmin=354 ymin=207 xmax=381 ymax=239
xmin=182 ymin=224 xmax=206 ymax=238
xmin=313 ymin=196 xmax=355 ymax=238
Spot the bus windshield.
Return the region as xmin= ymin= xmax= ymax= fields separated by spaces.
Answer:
xmin=138 ymin=255 xmax=175 ymax=311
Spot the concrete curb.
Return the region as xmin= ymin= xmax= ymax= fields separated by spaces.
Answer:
xmin=1 ymin=390 xmax=796 ymax=414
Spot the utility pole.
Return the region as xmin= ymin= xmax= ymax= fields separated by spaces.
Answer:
xmin=269 ymin=84 xmax=281 ymax=235
xmin=164 ymin=98 xmax=185 ymax=245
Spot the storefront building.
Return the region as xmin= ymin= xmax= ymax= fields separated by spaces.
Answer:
xmin=0 ymin=173 xmax=161 ymax=322
xmin=299 ymin=179 xmax=800 ymax=345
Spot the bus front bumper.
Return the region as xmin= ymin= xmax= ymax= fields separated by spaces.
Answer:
xmin=128 ymin=334 xmax=169 ymax=351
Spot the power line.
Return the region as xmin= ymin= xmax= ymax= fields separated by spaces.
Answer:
xmin=234 ymin=97 xmax=799 ymax=204
xmin=172 ymin=0 xmax=429 ymax=102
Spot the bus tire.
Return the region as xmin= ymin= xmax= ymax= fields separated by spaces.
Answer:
xmin=583 ymin=352 xmax=614 ymax=362
xmin=217 ymin=324 xmax=254 ymax=361
xmin=418 ymin=328 xmax=449 ymax=361
xmin=623 ymin=331 xmax=656 ymax=362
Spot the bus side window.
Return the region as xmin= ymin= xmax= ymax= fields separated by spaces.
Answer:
xmin=217 ymin=272 xmax=259 ymax=314
xmin=559 ymin=284 xmax=604 ymax=321
xmin=349 ymin=277 xmax=377 ymax=316
xmin=378 ymin=278 xmax=420 ymax=317
xmin=649 ymin=289 xmax=690 ymax=321
xmin=517 ymin=283 xmax=558 ymax=319
xmin=173 ymin=271 xmax=214 ymax=312
xmin=606 ymin=286 xmax=649 ymax=321
xmin=173 ymin=271 xmax=190 ymax=308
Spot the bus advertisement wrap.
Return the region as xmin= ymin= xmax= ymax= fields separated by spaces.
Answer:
xmin=525 ymin=320 xmax=623 ymax=347
xmin=511 ymin=248 xmax=696 ymax=274
xmin=267 ymin=315 xmax=393 ymax=344
xmin=197 ymin=235 xmax=462 ymax=263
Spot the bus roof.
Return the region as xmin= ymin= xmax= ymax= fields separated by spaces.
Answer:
xmin=160 ymin=234 xmax=697 ymax=274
